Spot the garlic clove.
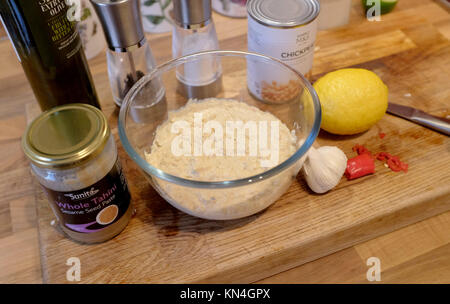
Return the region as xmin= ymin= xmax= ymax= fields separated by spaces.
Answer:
xmin=302 ymin=146 xmax=347 ymax=194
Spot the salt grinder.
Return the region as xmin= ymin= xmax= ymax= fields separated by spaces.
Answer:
xmin=172 ymin=0 xmax=222 ymax=99
xmin=91 ymin=0 xmax=157 ymax=107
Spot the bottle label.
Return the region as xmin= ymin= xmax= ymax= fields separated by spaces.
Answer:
xmin=8 ymin=0 xmax=82 ymax=64
xmin=42 ymin=157 xmax=131 ymax=234
xmin=36 ymin=0 xmax=81 ymax=60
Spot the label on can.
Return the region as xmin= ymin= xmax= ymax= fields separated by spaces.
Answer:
xmin=42 ymin=157 xmax=131 ymax=233
xmin=247 ymin=15 xmax=317 ymax=102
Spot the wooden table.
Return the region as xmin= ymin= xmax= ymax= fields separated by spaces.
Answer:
xmin=1 ymin=0 xmax=449 ymax=284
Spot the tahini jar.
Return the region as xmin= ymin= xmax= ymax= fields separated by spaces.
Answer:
xmin=22 ymin=104 xmax=133 ymax=243
xmin=247 ymin=0 xmax=320 ymax=103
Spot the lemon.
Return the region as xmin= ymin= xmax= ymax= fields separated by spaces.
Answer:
xmin=313 ymin=68 xmax=388 ymax=135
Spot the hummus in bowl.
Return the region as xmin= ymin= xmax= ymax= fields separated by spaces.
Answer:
xmin=145 ymin=98 xmax=301 ymax=219
xmin=118 ymin=51 xmax=321 ymax=220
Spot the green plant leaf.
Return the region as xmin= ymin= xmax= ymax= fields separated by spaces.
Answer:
xmin=145 ymin=15 xmax=165 ymax=25
xmin=143 ymin=0 xmax=157 ymax=6
xmin=161 ymin=0 xmax=172 ymax=10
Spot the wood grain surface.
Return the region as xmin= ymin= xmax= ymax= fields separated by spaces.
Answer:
xmin=0 ymin=0 xmax=449 ymax=284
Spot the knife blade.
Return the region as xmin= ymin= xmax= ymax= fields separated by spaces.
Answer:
xmin=387 ymin=103 xmax=450 ymax=136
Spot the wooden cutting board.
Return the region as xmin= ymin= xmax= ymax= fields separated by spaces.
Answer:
xmin=33 ymin=2 xmax=450 ymax=283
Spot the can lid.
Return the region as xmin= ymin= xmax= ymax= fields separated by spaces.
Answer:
xmin=247 ymin=0 xmax=320 ymax=28
xmin=22 ymin=104 xmax=110 ymax=169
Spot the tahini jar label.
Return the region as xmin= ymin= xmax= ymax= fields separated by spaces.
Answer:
xmin=43 ymin=157 xmax=131 ymax=234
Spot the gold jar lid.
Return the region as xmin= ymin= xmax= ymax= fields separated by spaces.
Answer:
xmin=22 ymin=104 xmax=110 ymax=169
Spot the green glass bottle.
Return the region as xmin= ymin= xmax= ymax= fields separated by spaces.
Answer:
xmin=0 ymin=0 xmax=101 ymax=111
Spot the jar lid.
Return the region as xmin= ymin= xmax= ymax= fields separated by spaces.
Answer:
xmin=22 ymin=104 xmax=110 ymax=169
xmin=247 ymin=0 xmax=320 ymax=28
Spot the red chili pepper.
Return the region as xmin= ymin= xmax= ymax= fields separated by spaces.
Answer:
xmin=375 ymin=152 xmax=392 ymax=161
xmin=345 ymin=153 xmax=376 ymax=180
xmin=352 ymin=144 xmax=372 ymax=157
xmin=375 ymin=152 xmax=408 ymax=173
xmin=387 ymin=158 xmax=402 ymax=172
xmin=387 ymin=156 xmax=408 ymax=173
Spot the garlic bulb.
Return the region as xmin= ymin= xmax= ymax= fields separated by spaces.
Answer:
xmin=302 ymin=146 xmax=347 ymax=194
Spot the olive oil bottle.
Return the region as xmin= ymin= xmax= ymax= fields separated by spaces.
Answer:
xmin=0 ymin=0 xmax=101 ymax=111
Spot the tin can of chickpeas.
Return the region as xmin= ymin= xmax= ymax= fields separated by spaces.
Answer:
xmin=247 ymin=0 xmax=320 ymax=103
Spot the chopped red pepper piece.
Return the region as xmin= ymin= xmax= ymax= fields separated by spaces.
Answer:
xmin=375 ymin=152 xmax=392 ymax=161
xmin=387 ymin=158 xmax=402 ymax=172
xmin=345 ymin=153 xmax=376 ymax=180
xmin=379 ymin=132 xmax=386 ymax=139
xmin=375 ymin=152 xmax=408 ymax=173
xmin=352 ymin=144 xmax=372 ymax=157
xmin=349 ymin=142 xmax=408 ymax=178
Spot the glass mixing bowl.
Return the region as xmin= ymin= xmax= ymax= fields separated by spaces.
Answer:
xmin=118 ymin=51 xmax=321 ymax=220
